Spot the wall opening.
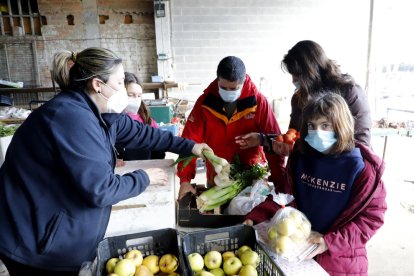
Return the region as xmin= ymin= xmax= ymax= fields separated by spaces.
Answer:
xmin=66 ymin=14 xmax=74 ymax=25
xmin=99 ymin=15 xmax=109 ymax=24
xmin=124 ymin=14 xmax=133 ymax=24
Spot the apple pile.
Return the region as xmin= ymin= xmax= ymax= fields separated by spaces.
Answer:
xmin=105 ymin=249 xmax=180 ymax=276
xmin=267 ymin=208 xmax=311 ymax=257
xmin=187 ymin=245 xmax=260 ymax=276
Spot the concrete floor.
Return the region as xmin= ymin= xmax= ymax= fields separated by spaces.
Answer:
xmin=367 ymin=135 xmax=414 ymax=276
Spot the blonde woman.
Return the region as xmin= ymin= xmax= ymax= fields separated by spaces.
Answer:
xmin=0 ymin=47 xmax=210 ymax=275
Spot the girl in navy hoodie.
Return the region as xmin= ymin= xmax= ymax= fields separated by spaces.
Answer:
xmin=244 ymin=92 xmax=386 ymax=276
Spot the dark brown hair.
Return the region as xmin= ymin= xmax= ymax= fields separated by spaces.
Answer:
xmin=124 ymin=72 xmax=152 ymax=125
xmin=300 ymin=92 xmax=355 ymax=155
xmin=282 ymin=40 xmax=354 ymax=108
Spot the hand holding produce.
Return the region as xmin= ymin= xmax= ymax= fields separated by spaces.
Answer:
xmin=272 ymin=128 xmax=300 ymax=156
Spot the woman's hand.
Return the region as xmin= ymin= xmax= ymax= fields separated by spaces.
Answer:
xmin=191 ymin=143 xmax=213 ymax=159
xmin=235 ymin=133 xmax=261 ymax=149
xmin=143 ymin=168 xmax=169 ymax=185
xmin=272 ymin=140 xmax=291 ymax=156
xmin=305 ymin=232 xmax=328 ymax=259
xmin=178 ymin=181 xmax=196 ymax=200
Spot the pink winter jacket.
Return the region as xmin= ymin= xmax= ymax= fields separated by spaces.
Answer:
xmin=246 ymin=142 xmax=387 ymax=275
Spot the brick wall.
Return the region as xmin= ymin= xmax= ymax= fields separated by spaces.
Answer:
xmin=168 ymin=0 xmax=370 ymax=105
xmin=0 ymin=0 xmax=157 ymax=92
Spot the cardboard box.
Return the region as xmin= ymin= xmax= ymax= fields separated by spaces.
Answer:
xmin=176 ymin=185 xmax=244 ymax=228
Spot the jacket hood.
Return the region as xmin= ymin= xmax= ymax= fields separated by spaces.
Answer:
xmin=328 ymin=141 xmax=385 ymax=231
xmin=203 ymin=74 xmax=258 ymax=99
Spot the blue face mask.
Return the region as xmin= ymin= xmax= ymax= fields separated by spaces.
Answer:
xmin=218 ymin=87 xmax=242 ymax=102
xmin=305 ymin=130 xmax=337 ymax=153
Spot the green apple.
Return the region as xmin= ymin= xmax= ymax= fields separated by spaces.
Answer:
xmin=114 ymin=259 xmax=136 ymax=276
xmin=267 ymin=227 xmax=278 ymax=241
xmin=188 ymin=252 xmax=204 ymax=272
xmin=221 ymin=251 xmax=236 ymax=262
xmin=106 ymin=257 xmax=120 ymax=274
xmin=239 ymin=264 xmax=258 ymax=276
xmin=204 ymin=250 xmax=222 ymax=270
xmin=276 ymin=217 xmax=297 ymax=236
xmin=223 ymin=256 xmax=243 ymax=275
xmin=289 ymin=210 xmax=303 ymax=226
xmin=124 ymin=249 xmax=143 ymax=267
xmin=159 ymin=253 xmax=179 ymax=273
xmin=240 ymin=250 xmax=260 ymax=267
xmin=134 ymin=265 xmax=152 ymax=276
xmin=290 ymin=227 xmax=305 ymax=243
xmin=299 ymin=220 xmax=311 ymax=237
xmin=142 ymin=255 xmax=159 ymax=274
xmin=195 ymin=271 xmax=215 ymax=276
xmin=275 ymin=236 xmax=294 ymax=255
xmin=237 ymin=245 xmax=252 ymax=258
xmin=209 ymin=267 xmax=225 ymax=276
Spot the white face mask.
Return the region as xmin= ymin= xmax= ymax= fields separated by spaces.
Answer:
xmin=218 ymin=87 xmax=242 ymax=102
xmin=124 ymin=97 xmax=141 ymax=114
xmin=98 ymin=82 xmax=129 ymax=113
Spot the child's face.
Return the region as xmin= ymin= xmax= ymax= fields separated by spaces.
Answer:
xmin=307 ymin=116 xmax=333 ymax=132
xmin=126 ymin=82 xmax=143 ymax=98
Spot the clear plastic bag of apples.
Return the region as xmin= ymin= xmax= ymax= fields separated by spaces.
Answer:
xmin=266 ymin=193 xmax=313 ymax=261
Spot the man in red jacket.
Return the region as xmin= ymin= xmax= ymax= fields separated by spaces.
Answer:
xmin=177 ymin=56 xmax=284 ymax=200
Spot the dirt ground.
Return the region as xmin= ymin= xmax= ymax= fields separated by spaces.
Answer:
xmin=367 ymin=135 xmax=414 ymax=276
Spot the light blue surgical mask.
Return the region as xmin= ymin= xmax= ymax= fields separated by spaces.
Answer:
xmin=305 ymin=130 xmax=337 ymax=153
xmin=218 ymin=87 xmax=242 ymax=102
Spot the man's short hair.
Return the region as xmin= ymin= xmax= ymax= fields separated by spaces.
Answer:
xmin=216 ymin=56 xmax=246 ymax=83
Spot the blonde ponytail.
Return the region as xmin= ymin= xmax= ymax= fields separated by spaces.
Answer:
xmin=51 ymin=47 xmax=122 ymax=91
xmin=52 ymin=50 xmax=73 ymax=89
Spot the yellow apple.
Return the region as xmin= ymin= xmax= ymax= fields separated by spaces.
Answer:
xmin=239 ymin=264 xmax=258 ymax=276
xmin=276 ymin=217 xmax=297 ymax=236
xmin=114 ymin=259 xmax=136 ymax=276
xmin=240 ymin=250 xmax=260 ymax=267
xmin=134 ymin=264 xmax=152 ymax=276
xmin=159 ymin=253 xmax=178 ymax=273
xmin=223 ymin=256 xmax=242 ymax=275
xmin=237 ymin=245 xmax=252 ymax=258
xmin=106 ymin=257 xmax=120 ymax=274
xmin=188 ymin=252 xmax=204 ymax=272
xmin=124 ymin=249 xmax=143 ymax=267
xmin=221 ymin=251 xmax=236 ymax=261
xmin=204 ymin=250 xmax=222 ymax=270
xmin=209 ymin=267 xmax=225 ymax=276
xmin=142 ymin=255 xmax=159 ymax=274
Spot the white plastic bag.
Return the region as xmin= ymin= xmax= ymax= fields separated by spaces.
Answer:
xmin=225 ymin=180 xmax=272 ymax=215
xmin=266 ymin=193 xmax=312 ymax=259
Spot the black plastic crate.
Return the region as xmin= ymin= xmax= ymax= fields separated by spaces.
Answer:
xmin=96 ymin=228 xmax=185 ymax=276
xmin=181 ymin=225 xmax=285 ymax=276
